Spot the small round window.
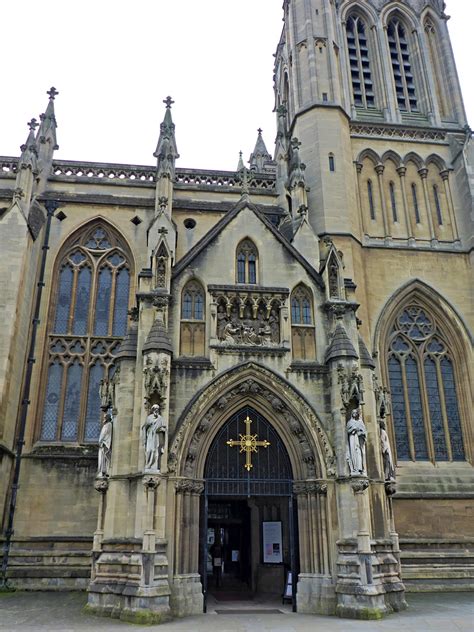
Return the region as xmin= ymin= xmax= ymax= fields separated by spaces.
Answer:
xmin=184 ymin=218 xmax=196 ymax=230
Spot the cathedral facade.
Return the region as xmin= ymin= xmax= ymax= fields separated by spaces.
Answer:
xmin=0 ymin=0 xmax=473 ymax=623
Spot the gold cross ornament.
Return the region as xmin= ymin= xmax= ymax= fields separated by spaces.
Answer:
xmin=226 ymin=415 xmax=270 ymax=471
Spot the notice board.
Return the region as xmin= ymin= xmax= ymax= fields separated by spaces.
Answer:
xmin=262 ymin=521 xmax=283 ymax=563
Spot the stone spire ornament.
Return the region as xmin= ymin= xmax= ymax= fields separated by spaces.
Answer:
xmin=249 ymin=128 xmax=272 ymax=171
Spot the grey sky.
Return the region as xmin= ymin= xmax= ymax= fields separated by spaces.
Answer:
xmin=1 ymin=1 xmax=472 ymax=172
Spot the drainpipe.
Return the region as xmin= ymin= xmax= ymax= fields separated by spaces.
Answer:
xmin=1 ymin=199 xmax=58 ymax=590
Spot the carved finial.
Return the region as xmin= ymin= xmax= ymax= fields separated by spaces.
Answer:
xmin=158 ymin=227 xmax=168 ymax=235
xmin=291 ymin=137 xmax=302 ymax=150
xmin=297 ymin=204 xmax=308 ymax=217
xmin=28 ymin=118 xmax=38 ymax=131
xmin=257 ymin=127 xmax=263 ymax=135
xmin=163 ymin=96 xmax=174 ymax=109
xmin=128 ymin=306 xmax=139 ymax=322
xmin=277 ymin=103 xmax=287 ymax=117
xmin=47 ymin=87 xmax=59 ymax=101
xmin=240 ymin=166 xmax=250 ymax=195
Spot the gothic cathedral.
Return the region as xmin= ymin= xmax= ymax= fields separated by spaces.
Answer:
xmin=0 ymin=0 xmax=472 ymax=623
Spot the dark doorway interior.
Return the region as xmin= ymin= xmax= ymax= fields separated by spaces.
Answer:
xmin=207 ymin=499 xmax=251 ymax=597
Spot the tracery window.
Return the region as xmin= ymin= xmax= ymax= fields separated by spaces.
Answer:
xmin=387 ymin=304 xmax=465 ymax=463
xmin=236 ymin=239 xmax=258 ymax=284
xmin=180 ymin=280 xmax=205 ymax=356
xmin=39 ymin=224 xmax=132 ymax=443
xmin=387 ymin=18 xmax=418 ymax=113
xmin=346 ymin=15 xmax=375 ymax=109
xmin=291 ymin=285 xmax=316 ymax=361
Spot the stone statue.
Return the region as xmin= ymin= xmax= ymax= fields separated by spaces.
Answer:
xmin=346 ymin=407 xmax=367 ymax=476
xmin=380 ymin=420 xmax=395 ymax=482
xmin=97 ymin=407 xmax=113 ymax=477
xmin=142 ymin=404 xmax=166 ymax=472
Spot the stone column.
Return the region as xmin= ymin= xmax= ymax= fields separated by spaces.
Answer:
xmin=418 ymin=168 xmax=437 ymax=243
xmin=440 ymin=170 xmax=460 ymax=243
xmin=397 ymin=166 xmax=415 ymax=242
xmin=375 ymin=164 xmax=390 ymax=239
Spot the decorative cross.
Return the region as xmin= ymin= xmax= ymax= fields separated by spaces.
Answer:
xmin=28 ymin=118 xmax=38 ymax=131
xmin=257 ymin=127 xmax=263 ymax=135
xmin=47 ymin=87 xmax=59 ymax=100
xmin=226 ymin=415 xmax=270 ymax=472
xmin=163 ymin=96 xmax=174 ymax=109
xmin=158 ymin=227 xmax=168 ymax=235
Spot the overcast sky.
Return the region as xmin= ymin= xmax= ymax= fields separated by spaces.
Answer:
xmin=1 ymin=1 xmax=472 ymax=172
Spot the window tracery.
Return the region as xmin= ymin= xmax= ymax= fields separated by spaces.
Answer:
xmin=180 ymin=280 xmax=205 ymax=356
xmin=236 ymin=239 xmax=258 ymax=284
xmin=39 ymin=224 xmax=132 ymax=443
xmin=291 ymin=285 xmax=315 ymax=361
xmin=387 ymin=304 xmax=465 ymax=463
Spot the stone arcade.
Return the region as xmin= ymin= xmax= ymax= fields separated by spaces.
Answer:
xmin=0 ymin=0 xmax=473 ymax=625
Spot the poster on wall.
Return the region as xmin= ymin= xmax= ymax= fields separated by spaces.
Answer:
xmin=262 ymin=521 xmax=283 ymax=564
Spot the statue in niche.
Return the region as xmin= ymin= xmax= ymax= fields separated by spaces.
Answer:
xmin=142 ymin=404 xmax=166 ymax=472
xmin=97 ymin=407 xmax=114 ymax=478
xmin=346 ymin=407 xmax=367 ymax=477
xmin=216 ymin=300 xmax=281 ymax=347
xmin=379 ymin=420 xmax=395 ymax=482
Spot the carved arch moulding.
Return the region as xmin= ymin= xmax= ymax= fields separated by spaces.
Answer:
xmin=168 ymin=362 xmax=335 ymax=481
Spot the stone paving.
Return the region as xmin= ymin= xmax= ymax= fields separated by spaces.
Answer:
xmin=0 ymin=591 xmax=473 ymax=631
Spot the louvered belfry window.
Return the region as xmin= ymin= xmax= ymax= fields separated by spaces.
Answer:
xmin=387 ymin=304 xmax=465 ymax=463
xmin=39 ymin=224 xmax=131 ymax=443
xmin=387 ymin=19 xmax=418 ymax=112
xmin=346 ymin=15 xmax=375 ymax=109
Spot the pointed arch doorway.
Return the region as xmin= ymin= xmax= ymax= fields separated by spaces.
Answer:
xmin=201 ymin=406 xmax=297 ymax=611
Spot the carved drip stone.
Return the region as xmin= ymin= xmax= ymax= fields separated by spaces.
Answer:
xmin=169 ymin=363 xmax=335 ymax=478
xmin=209 ymin=285 xmax=288 ymax=348
xmin=94 ymin=478 xmax=109 ymax=493
xmin=142 ymin=475 xmax=161 ymax=490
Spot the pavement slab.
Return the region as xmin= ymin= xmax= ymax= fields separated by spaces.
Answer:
xmin=0 ymin=591 xmax=472 ymax=631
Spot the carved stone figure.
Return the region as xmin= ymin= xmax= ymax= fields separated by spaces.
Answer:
xmin=216 ymin=304 xmax=228 ymax=339
xmin=346 ymin=408 xmax=367 ymax=476
xmin=380 ymin=420 xmax=395 ymax=482
xmin=215 ymin=298 xmax=282 ymax=347
xmin=142 ymin=404 xmax=166 ymax=472
xmin=97 ymin=408 xmax=113 ymax=478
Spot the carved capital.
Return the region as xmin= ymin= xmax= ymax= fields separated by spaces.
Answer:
xmin=396 ymin=166 xmax=407 ymax=177
xmin=418 ymin=167 xmax=428 ymax=179
xmin=175 ymin=479 xmax=204 ymax=495
xmin=375 ymin=164 xmax=385 ymax=176
xmin=293 ymin=481 xmax=328 ymax=495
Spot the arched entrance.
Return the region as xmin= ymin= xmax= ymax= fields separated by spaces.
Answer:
xmin=202 ymin=406 xmax=297 ymax=610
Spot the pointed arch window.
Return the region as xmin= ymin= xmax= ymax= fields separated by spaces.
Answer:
xmin=368 ymin=179 xmax=376 ymax=220
xmin=346 ymin=15 xmax=376 ymax=109
xmin=386 ymin=304 xmax=465 ymax=463
xmin=433 ymin=185 xmax=443 ymax=225
xmin=39 ymin=224 xmax=132 ymax=443
xmin=291 ymin=285 xmax=316 ymax=361
xmin=411 ymin=183 xmax=421 ymax=223
xmin=387 ymin=18 xmax=418 ymax=113
xmin=180 ymin=280 xmax=205 ymax=357
xmin=236 ymin=239 xmax=258 ymax=284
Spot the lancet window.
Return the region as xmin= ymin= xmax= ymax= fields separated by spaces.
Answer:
xmin=291 ymin=285 xmax=316 ymax=361
xmin=236 ymin=239 xmax=258 ymax=284
xmin=386 ymin=304 xmax=465 ymax=463
xmin=387 ymin=18 xmax=418 ymax=113
xmin=346 ymin=15 xmax=375 ymax=109
xmin=39 ymin=224 xmax=132 ymax=443
xmin=180 ymin=280 xmax=205 ymax=356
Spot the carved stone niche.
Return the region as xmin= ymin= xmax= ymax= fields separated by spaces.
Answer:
xmin=209 ymin=284 xmax=289 ymax=349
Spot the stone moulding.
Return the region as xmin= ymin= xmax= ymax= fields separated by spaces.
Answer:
xmin=168 ymin=361 xmax=335 ymax=479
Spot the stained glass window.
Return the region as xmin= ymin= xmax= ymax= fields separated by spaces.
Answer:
xmin=39 ymin=223 xmax=131 ymax=443
xmin=386 ymin=303 xmax=465 ymax=462
xmin=236 ymin=240 xmax=258 ymax=284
